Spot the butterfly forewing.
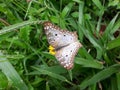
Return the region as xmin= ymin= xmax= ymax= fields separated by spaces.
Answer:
xmin=44 ymin=21 xmax=78 ymax=49
xmin=55 ymin=41 xmax=82 ymax=70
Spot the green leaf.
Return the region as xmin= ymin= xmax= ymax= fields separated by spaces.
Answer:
xmin=75 ymin=57 xmax=103 ymax=69
xmin=71 ymin=12 xmax=79 ymax=18
xmin=41 ymin=52 xmax=56 ymax=60
xmin=79 ymin=64 xmax=120 ymax=90
xmin=77 ymin=1 xmax=84 ymax=41
xmin=110 ymin=18 xmax=120 ymax=35
xmin=79 ymin=47 xmax=94 ymax=60
xmin=6 ymin=36 xmax=27 ymax=49
xmin=116 ymin=72 xmax=120 ymax=90
xmin=19 ymin=25 xmax=31 ymax=42
xmin=0 ymin=20 xmax=43 ymax=35
xmin=0 ymin=72 xmax=8 ymax=89
xmin=102 ymin=13 xmax=119 ymax=40
xmin=61 ymin=2 xmax=74 ymax=18
xmin=79 ymin=25 xmax=103 ymax=59
xmin=108 ymin=0 xmax=119 ymax=7
xmin=92 ymin=0 xmax=105 ymax=16
xmin=31 ymin=66 xmax=67 ymax=81
xmin=92 ymin=0 xmax=103 ymax=9
xmin=0 ymin=51 xmax=28 ymax=90
xmin=107 ymin=37 xmax=120 ymax=50
xmin=78 ymin=1 xmax=84 ymax=25
xmin=46 ymin=82 xmax=50 ymax=90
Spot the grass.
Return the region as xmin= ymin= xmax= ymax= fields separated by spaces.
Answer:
xmin=0 ymin=0 xmax=120 ymax=90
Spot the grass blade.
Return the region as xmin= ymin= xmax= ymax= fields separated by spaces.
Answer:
xmin=79 ymin=25 xmax=103 ymax=59
xmin=92 ymin=0 xmax=103 ymax=9
xmin=78 ymin=1 xmax=84 ymax=25
xmin=31 ymin=66 xmax=67 ymax=81
xmin=79 ymin=64 xmax=120 ymax=90
xmin=107 ymin=37 xmax=120 ymax=50
xmin=75 ymin=57 xmax=103 ymax=69
xmin=0 ymin=51 xmax=28 ymax=90
xmin=0 ymin=20 xmax=43 ymax=35
xmin=102 ymin=13 xmax=119 ymax=40
xmin=61 ymin=2 xmax=74 ymax=18
xmin=116 ymin=72 xmax=120 ymax=90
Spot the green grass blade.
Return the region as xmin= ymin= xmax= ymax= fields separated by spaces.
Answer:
xmin=102 ymin=13 xmax=119 ymax=40
xmin=79 ymin=47 xmax=94 ymax=60
xmin=96 ymin=15 xmax=102 ymax=36
xmin=92 ymin=0 xmax=103 ymax=9
xmin=79 ymin=25 xmax=103 ymax=59
xmin=31 ymin=66 xmax=67 ymax=81
xmin=41 ymin=52 xmax=56 ymax=60
xmin=107 ymin=37 xmax=120 ymax=50
xmin=110 ymin=18 xmax=120 ymax=34
xmin=79 ymin=64 xmax=120 ymax=90
xmin=46 ymin=82 xmax=50 ymax=90
xmin=31 ymin=66 xmax=75 ymax=86
xmin=61 ymin=2 xmax=74 ymax=18
xmin=0 ymin=20 xmax=43 ymax=35
xmin=78 ymin=1 xmax=84 ymax=25
xmin=75 ymin=57 xmax=103 ymax=69
xmin=110 ymin=77 xmax=117 ymax=90
xmin=0 ymin=51 xmax=28 ymax=90
xmin=77 ymin=1 xmax=84 ymax=41
xmin=116 ymin=72 xmax=120 ymax=90
xmin=0 ymin=72 xmax=8 ymax=89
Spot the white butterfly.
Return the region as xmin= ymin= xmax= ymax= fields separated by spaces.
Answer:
xmin=44 ymin=21 xmax=82 ymax=70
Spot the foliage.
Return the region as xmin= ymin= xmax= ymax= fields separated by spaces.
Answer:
xmin=0 ymin=0 xmax=120 ymax=90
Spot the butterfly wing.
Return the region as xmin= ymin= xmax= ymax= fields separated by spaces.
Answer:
xmin=55 ymin=41 xmax=82 ymax=70
xmin=44 ymin=21 xmax=78 ymax=49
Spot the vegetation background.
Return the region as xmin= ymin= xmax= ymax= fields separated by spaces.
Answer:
xmin=0 ymin=0 xmax=120 ymax=90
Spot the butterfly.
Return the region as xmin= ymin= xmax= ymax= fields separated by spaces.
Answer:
xmin=43 ymin=21 xmax=82 ymax=70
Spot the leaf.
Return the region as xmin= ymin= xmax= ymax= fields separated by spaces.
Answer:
xmin=107 ymin=37 xmax=120 ymax=50
xmin=31 ymin=66 xmax=67 ymax=81
xmin=0 ymin=72 xmax=8 ymax=89
xmin=92 ymin=0 xmax=103 ymax=9
xmin=78 ymin=1 xmax=84 ymax=25
xmin=79 ymin=25 xmax=103 ymax=59
xmin=19 ymin=25 xmax=31 ymax=42
xmin=110 ymin=18 xmax=120 ymax=34
xmin=92 ymin=0 xmax=105 ymax=16
xmin=108 ymin=0 xmax=119 ymax=7
xmin=77 ymin=1 xmax=84 ymax=41
xmin=46 ymin=82 xmax=50 ymax=90
xmin=75 ymin=57 xmax=103 ymax=69
xmin=102 ymin=13 xmax=119 ymax=40
xmin=78 ymin=47 xmax=94 ymax=60
xmin=34 ymin=65 xmax=67 ymax=74
xmin=79 ymin=64 xmax=120 ymax=90
xmin=0 ymin=20 xmax=43 ymax=35
xmin=0 ymin=51 xmax=28 ymax=90
xmin=41 ymin=52 xmax=56 ymax=60
xmin=6 ymin=36 xmax=27 ymax=49
xmin=61 ymin=2 xmax=74 ymax=18
xmin=116 ymin=72 xmax=120 ymax=90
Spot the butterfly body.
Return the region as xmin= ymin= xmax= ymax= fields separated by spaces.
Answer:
xmin=44 ymin=21 xmax=82 ymax=70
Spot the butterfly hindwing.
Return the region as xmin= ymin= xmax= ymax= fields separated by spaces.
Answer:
xmin=44 ymin=21 xmax=78 ymax=49
xmin=55 ymin=41 xmax=82 ymax=70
